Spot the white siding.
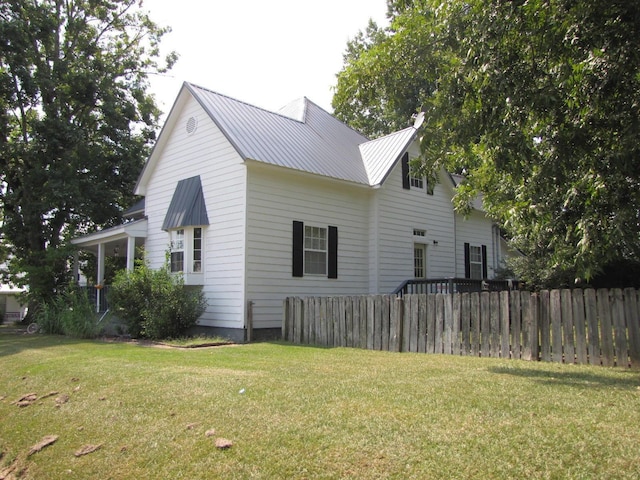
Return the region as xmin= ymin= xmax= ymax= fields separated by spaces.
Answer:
xmin=245 ymin=163 xmax=371 ymax=328
xmin=372 ymin=144 xmax=457 ymax=293
xmin=455 ymin=210 xmax=497 ymax=278
xmin=144 ymin=95 xmax=247 ymax=329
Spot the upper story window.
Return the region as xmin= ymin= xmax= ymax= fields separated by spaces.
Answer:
xmin=410 ymin=176 xmax=424 ymax=189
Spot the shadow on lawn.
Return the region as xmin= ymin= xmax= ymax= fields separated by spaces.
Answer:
xmin=489 ymin=365 xmax=640 ymax=390
xmin=0 ymin=326 xmax=85 ymax=357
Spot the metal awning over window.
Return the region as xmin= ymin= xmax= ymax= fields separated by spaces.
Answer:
xmin=162 ymin=175 xmax=209 ymax=230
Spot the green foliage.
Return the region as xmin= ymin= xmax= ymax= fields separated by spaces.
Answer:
xmin=333 ymin=0 xmax=640 ymax=288
xmin=108 ymin=260 xmax=207 ymax=340
xmin=0 ymin=0 xmax=177 ymax=307
xmin=35 ymin=286 xmax=99 ymax=338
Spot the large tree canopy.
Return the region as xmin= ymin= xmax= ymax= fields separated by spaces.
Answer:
xmin=333 ymin=0 xmax=640 ymax=288
xmin=0 ymin=0 xmax=176 ymax=307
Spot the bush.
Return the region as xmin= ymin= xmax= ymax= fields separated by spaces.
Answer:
xmin=35 ymin=287 xmax=99 ymax=338
xmin=108 ymin=259 xmax=207 ymax=340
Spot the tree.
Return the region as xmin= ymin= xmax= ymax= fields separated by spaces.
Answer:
xmin=0 ymin=0 xmax=176 ymax=311
xmin=333 ymin=0 xmax=640 ymax=288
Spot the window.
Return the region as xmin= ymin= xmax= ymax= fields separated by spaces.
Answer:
xmin=469 ymin=245 xmax=483 ymax=279
xmin=413 ymin=229 xmax=426 ymax=237
xmin=414 ymin=244 xmax=427 ymax=278
xmin=464 ymin=243 xmax=487 ymax=279
xmin=193 ymin=227 xmax=202 ymax=272
xmin=410 ymin=176 xmax=424 ymax=189
xmin=292 ymin=221 xmax=338 ymax=278
xmin=169 ymin=227 xmax=204 ymax=275
xmin=170 ymin=229 xmax=184 ymax=273
xmin=304 ymin=226 xmax=327 ymax=275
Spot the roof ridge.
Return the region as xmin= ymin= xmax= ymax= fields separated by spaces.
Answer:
xmin=186 ymin=82 xmax=310 ymax=124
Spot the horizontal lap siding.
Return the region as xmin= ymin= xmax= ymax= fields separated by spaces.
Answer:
xmin=375 ymin=153 xmax=456 ymax=294
xmin=455 ymin=210 xmax=495 ymax=278
xmin=145 ymin=96 xmax=246 ymax=329
xmin=246 ymin=164 xmax=370 ymax=329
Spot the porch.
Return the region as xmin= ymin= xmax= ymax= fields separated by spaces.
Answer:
xmin=71 ymin=218 xmax=147 ymax=312
xmin=393 ymin=278 xmax=518 ymax=297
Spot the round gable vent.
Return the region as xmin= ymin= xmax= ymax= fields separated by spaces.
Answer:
xmin=186 ymin=116 xmax=198 ymax=135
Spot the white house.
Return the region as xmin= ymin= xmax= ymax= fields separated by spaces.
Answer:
xmin=72 ymin=82 xmax=511 ymax=341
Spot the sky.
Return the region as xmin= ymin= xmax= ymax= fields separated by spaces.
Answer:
xmin=142 ymin=0 xmax=389 ymax=118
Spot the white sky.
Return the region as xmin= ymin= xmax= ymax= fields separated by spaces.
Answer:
xmin=141 ymin=0 xmax=389 ymax=117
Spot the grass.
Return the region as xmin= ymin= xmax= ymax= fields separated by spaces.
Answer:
xmin=159 ymin=334 xmax=233 ymax=348
xmin=0 ymin=328 xmax=639 ymax=479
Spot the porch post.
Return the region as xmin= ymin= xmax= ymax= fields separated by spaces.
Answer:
xmin=96 ymin=243 xmax=105 ymax=313
xmin=126 ymin=236 xmax=136 ymax=271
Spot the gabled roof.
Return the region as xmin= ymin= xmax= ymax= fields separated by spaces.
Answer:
xmin=136 ymin=82 xmax=423 ymax=193
xmin=162 ymin=175 xmax=209 ymax=230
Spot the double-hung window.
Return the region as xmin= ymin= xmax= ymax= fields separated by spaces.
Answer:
xmin=464 ymin=243 xmax=488 ymax=279
xmin=170 ymin=229 xmax=185 ymax=273
xmin=169 ymin=227 xmax=205 ymax=278
xmin=304 ymin=226 xmax=327 ymax=275
xmin=292 ymin=221 xmax=338 ymax=279
xmin=469 ymin=245 xmax=483 ymax=279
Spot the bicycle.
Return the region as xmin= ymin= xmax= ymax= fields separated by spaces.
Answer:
xmin=26 ymin=322 xmax=40 ymax=334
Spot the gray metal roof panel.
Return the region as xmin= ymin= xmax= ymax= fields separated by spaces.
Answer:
xmin=162 ymin=175 xmax=210 ymax=230
xmin=360 ymin=127 xmax=417 ymax=186
xmin=187 ymin=83 xmax=372 ymax=185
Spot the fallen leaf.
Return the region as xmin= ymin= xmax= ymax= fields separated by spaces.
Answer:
xmin=186 ymin=423 xmax=199 ymax=430
xmin=55 ymin=394 xmax=69 ymax=405
xmin=98 ymin=397 xmax=106 ymax=401
xmin=71 ymin=378 xmax=80 ymax=382
xmin=74 ymin=444 xmax=102 ymax=457
xmin=205 ymin=429 xmax=216 ymax=437
xmin=28 ymin=435 xmax=59 ymax=456
xmin=214 ymin=438 xmax=233 ymax=449
xmin=13 ymin=393 xmax=37 ymax=407
xmin=40 ymin=391 xmax=59 ymax=399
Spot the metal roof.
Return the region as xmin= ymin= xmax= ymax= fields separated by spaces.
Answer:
xmin=360 ymin=127 xmax=417 ymax=186
xmin=162 ymin=175 xmax=210 ymax=230
xmin=187 ymin=83 xmax=416 ymax=186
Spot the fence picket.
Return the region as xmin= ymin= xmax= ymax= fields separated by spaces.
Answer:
xmin=389 ymin=296 xmax=402 ymax=352
xmin=539 ymin=290 xmax=551 ymax=362
xmin=572 ymin=289 xmax=588 ymax=364
xmin=510 ymin=291 xmax=521 ymax=359
xmin=490 ymin=292 xmax=500 ymax=358
xmin=443 ymin=294 xmax=453 ymax=355
xmin=611 ymin=289 xmax=627 ymax=367
xmin=409 ymin=295 xmax=419 ymax=353
xmin=471 ymin=293 xmax=481 ymax=357
xmin=584 ymin=289 xmax=600 ymax=366
xmin=481 ymin=292 xmax=490 ymax=357
xmin=561 ymin=289 xmax=575 ymax=364
xmin=597 ymin=289 xmax=614 ymax=367
xmin=418 ymin=295 xmax=427 ymax=353
xmin=521 ymin=292 xmax=533 ymax=361
xmin=550 ymin=290 xmax=562 ymax=363
xmin=452 ymin=293 xmax=462 ymax=356
xmin=623 ymin=289 xmax=640 ymax=369
xmin=461 ymin=293 xmax=470 ymax=356
xmin=435 ymin=294 xmax=445 ymax=354
xmin=500 ymin=291 xmax=511 ymax=358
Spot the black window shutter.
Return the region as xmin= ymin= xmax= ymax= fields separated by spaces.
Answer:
xmin=292 ymin=221 xmax=304 ymax=277
xmin=481 ymin=245 xmax=488 ymax=279
xmin=328 ymin=226 xmax=338 ymax=279
xmin=464 ymin=242 xmax=471 ymax=278
xmin=401 ymin=153 xmax=410 ymax=190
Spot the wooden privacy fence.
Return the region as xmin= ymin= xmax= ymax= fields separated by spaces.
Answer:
xmin=282 ymin=288 xmax=640 ymax=368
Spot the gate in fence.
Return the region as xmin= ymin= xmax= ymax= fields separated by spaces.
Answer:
xmin=283 ymin=288 xmax=640 ymax=368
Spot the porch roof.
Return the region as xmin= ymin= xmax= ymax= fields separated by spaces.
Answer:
xmin=70 ymin=218 xmax=147 ymax=255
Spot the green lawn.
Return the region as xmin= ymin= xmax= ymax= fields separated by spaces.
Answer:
xmin=1 ymin=329 xmax=639 ymax=479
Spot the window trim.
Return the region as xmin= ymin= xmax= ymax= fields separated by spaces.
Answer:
xmin=464 ymin=243 xmax=488 ymax=279
xmin=168 ymin=227 xmax=205 ymax=280
xmin=292 ymin=221 xmax=338 ymax=279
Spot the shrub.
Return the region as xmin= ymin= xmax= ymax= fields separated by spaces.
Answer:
xmin=35 ymin=287 xmax=99 ymax=338
xmin=108 ymin=259 xmax=207 ymax=340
